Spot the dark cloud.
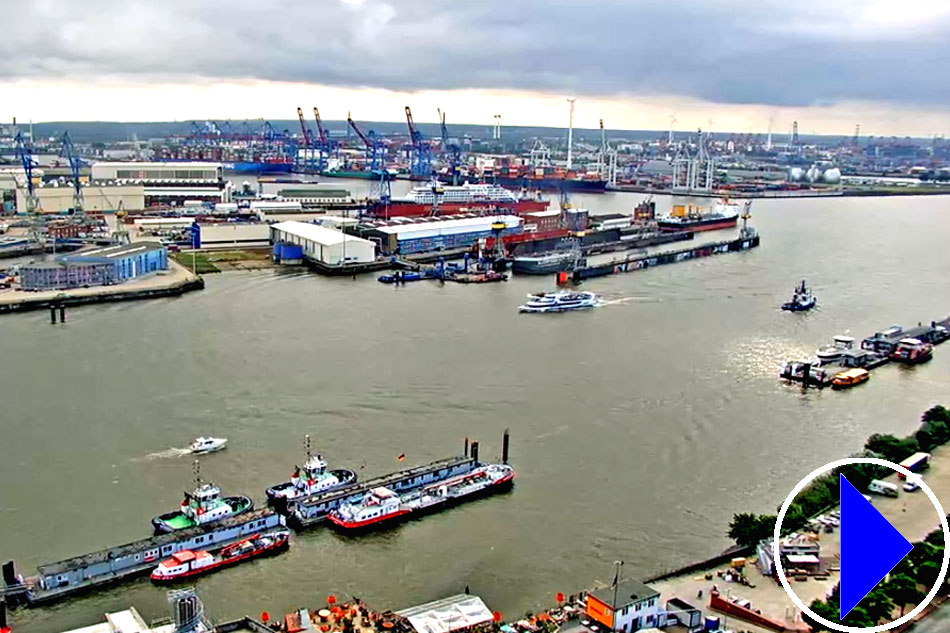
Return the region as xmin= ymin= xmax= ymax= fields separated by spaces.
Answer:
xmin=4 ymin=0 xmax=949 ymax=107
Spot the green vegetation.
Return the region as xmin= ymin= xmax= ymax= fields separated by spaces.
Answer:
xmin=727 ymin=406 xmax=950 ymax=546
xmin=171 ymin=252 xmax=219 ymax=274
xmin=170 ymin=249 xmax=271 ymax=274
xmin=806 ymin=529 xmax=943 ymax=630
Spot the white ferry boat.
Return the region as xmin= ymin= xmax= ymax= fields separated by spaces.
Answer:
xmin=519 ymin=290 xmax=599 ymax=313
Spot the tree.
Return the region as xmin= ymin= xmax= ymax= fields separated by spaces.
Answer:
xmin=916 ymin=560 xmax=941 ymax=587
xmin=865 ymin=433 xmax=918 ymax=463
xmin=922 ymin=405 xmax=950 ymax=426
xmin=728 ymin=513 xmax=761 ymax=548
xmin=862 ymin=585 xmax=896 ymax=624
xmin=885 ymin=574 xmax=925 ymax=616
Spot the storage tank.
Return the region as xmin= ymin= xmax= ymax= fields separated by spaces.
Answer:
xmin=788 ymin=167 xmax=804 ymax=182
xmin=822 ymin=167 xmax=842 ymax=184
xmin=805 ymin=165 xmax=821 ymax=183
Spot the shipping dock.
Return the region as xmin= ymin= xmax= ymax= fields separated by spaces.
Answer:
xmin=1 ymin=509 xmax=284 ymax=606
xmin=289 ymin=432 xmax=510 ymax=528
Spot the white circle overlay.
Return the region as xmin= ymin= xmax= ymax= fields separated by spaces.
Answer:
xmin=773 ymin=457 xmax=950 ymax=633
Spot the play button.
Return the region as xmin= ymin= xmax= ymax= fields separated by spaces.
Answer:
xmin=839 ymin=474 xmax=913 ymax=619
xmin=774 ymin=457 xmax=950 ymax=633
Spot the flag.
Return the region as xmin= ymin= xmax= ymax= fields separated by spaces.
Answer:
xmin=397 ymin=453 xmax=406 ymax=461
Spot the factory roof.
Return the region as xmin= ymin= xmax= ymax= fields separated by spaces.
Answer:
xmin=272 ymin=221 xmax=374 ymax=247
xmin=65 ymin=242 xmax=165 ymax=261
xmin=373 ymin=215 xmax=522 ymax=236
xmin=588 ymin=579 xmax=660 ymax=609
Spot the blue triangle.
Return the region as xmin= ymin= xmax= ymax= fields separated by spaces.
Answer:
xmin=840 ymin=474 xmax=914 ymax=619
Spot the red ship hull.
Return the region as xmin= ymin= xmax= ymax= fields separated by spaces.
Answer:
xmin=657 ymin=218 xmax=738 ymax=232
xmin=372 ymin=200 xmax=548 ymax=219
xmin=150 ymin=534 xmax=290 ymax=583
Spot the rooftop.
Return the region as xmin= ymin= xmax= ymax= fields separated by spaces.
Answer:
xmin=65 ymin=241 xmax=165 ymax=261
xmin=396 ymin=594 xmax=493 ymax=633
xmin=373 ymin=215 xmax=522 ymax=235
xmin=588 ymin=579 xmax=660 ymax=609
xmin=57 ymin=607 xmax=175 ymax=633
xmin=271 ymin=221 xmax=374 ymax=247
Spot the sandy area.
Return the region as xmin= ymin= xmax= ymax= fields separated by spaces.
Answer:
xmin=652 ymin=445 xmax=950 ymax=632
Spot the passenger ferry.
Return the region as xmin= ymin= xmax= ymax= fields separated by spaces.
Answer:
xmin=891 ymin=338 xmax=934 ymax=364
xmin=519 ymin=290 xmax=598 ymax=313
xmin=327 ymin=464 xmax=514 ymax=531
xmin=152 ymin=462 xmax=253 ymax=533
xmin=150 ymin=528 xmax=290 ymax=583
xmin=265 ymin=435 xmax=357 ymax=509
xmin=832 ymin=368 xmax=870 ymax=390
xmin=815 ymin=335 xmax=856 ymax=366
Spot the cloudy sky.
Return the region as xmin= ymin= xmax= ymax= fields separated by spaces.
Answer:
xmin=3 ymin=0 xmax=949 ymax=135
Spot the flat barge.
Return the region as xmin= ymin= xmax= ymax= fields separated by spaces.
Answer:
xmin=290 ymin=431 xmax=510 ymax=528
xmin=1 ymin=509 xmax=284 ymax=606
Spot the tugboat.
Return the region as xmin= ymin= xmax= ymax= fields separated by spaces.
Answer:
xmin=327 ymin=463 xmax=514 ymax=532
xmin=891 ymin=338 xmax=934 ymax=364
xmin=265 ymin=435 xmax=357 ymax=510
xmin=519 ymin=290 xmax=599 ymax=313
xmin=781 ymin=280 xmax=817 ymax=312
xmin=152 ymin=461 xmax=254 ymax=533
xmin=149 ymin=528 xmax=291 ymax=583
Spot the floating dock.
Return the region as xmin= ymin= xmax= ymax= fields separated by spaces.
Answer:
xmin=572 ymin=231 xmax=759 ymax=281
xmin=289 ymin=433 xmax=509 ymax=528
xmin=1 ymin=509 xmax=284 ymax=606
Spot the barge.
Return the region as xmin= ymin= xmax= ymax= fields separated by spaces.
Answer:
xmin=328 ymin=464 xmax=514 ymax=532
xmin=150 ymin=528 xmax=291 ymax=583
xmin=289 ymin=431 xmax=510 ymax=528
xmin=1 ymin=509 xmax=284 ymax=606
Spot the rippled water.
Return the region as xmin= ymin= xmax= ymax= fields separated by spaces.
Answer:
xmin=2 ymin=190 xmax=949 ymax=633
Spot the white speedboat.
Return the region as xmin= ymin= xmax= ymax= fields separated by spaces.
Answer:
xmin=190 ymin=437 xmax=228 ymax=454
xmin=815 ymin=335 xmax=855 ymax=366
xmin=519 ymin=290 xmax=598 ymax=313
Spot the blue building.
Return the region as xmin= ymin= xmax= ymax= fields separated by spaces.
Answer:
xmin=19 ymin=242 xmax=168 ymax=291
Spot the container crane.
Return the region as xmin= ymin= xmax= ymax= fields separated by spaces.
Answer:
xmin=61 ymin=131 xmax=84 ymax=214
xmin=347 ymin=112 xmax=383 ymax=172
xmin=404 ymin=106 xmax=432 ymax=179
xmin=296 ymin=107 xmax=312 ymax=148
xmin=313 ymin=107 xmax=333 ymax=171
xmin=437 ymin=108 xmax=462 ymax=185
xmin=296 ymin=107 xmax=317 ymax=171
xmin=14 ymin=131 xmax=39 ymax=215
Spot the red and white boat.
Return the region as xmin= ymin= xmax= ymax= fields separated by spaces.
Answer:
xmin=328 ymin=464 xmax=515 ymax=531
xmin=374 ymin=182 xmax=548 ymax=219
xmin=150 ymin=528 xmax=291 ymax=583
xmin=891 ymin=338 xmax=934 ymax=364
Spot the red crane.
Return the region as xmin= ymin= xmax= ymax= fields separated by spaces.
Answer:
xmin=313 ymin=107 xmax=328 ymax=146
xmin=346 ymin=111 xmax=373 ymax=148
xmin=296 ymin=107 xmax=312 ymax=147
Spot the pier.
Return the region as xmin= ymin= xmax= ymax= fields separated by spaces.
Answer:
xmin=572 ymin=231 xmax=760 ymax=281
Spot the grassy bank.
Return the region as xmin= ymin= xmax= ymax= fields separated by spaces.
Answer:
xmin=170 ymin=249 xmax=272 ymax=274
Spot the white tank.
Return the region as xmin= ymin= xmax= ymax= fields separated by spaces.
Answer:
xmin=822 ymin=167 xmax=841 ymax=184
xmin=788 ymin=167 xmax=804 ymax=182
xmin=806 ymin=165 xmax=821 ymax=183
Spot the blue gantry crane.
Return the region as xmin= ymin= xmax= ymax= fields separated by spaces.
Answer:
xmin=60 ymin=130 xmax=84 ymax=214
xmin=347 ymin=112 xmax=384 ymax=172
xmin=437 ymin=108 xmax=462 ymax=185
xmin=404 ymin=106 xmax=432 ymax=179
xmin=14 ymin=131 xmax=39 ymax=214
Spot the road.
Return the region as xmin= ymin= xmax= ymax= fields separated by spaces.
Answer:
xmin=914 ymin=601 xmax=950 ymax=633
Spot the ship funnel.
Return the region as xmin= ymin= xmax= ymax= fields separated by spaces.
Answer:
xmin=502 ymin=428 xmax=510 ymax=464
xmin=471 ymin=441 xmax=480 ymax=464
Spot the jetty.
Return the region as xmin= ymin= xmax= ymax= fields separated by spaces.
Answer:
xmin=1 ymin=509 xmax=284 ymax=606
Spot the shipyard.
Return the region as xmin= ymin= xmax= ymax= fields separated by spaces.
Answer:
xmin=4 ymin=2 xmax=950 ymax=633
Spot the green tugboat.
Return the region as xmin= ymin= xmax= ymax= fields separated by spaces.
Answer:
xmin=152 ymin=460 xmax=253 ymax=534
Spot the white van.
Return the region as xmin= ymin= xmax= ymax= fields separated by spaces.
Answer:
xmin=868 ymin=479 xmax=899 ymax=498
xmin=903 ymin=477 xmax=921 ymax=492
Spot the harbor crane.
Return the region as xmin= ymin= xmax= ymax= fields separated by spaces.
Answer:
xmin=313 ymin=107 xmax=334 ymax=171
xmin=347 ymin=112 xmax=384 ymax=172
xmin=296 ymin=107 xmax=318 ymax=171
xmin=60 ymin=131 xmax=84 ymax=214
xmin=437 ymin=108 xmax=462 ymax=185
xmin=14 ymin=131 xmax=39 ymax=215
xmin=404 ymin=106 xmax=432 ymax=179
xmin=296 ymin=107 xmax=312 ymax=148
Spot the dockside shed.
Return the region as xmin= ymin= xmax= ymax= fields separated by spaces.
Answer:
xmin=270 ymin=221 xmax=375 ymax=265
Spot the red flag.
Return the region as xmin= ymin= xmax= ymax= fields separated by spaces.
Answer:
xmin=556 ymin=592 xmax=565 ymax=603
xmin=397 ymin=453 xmax=406 ymax=461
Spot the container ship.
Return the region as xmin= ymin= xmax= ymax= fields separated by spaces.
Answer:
xmin=223 ymin=159 xmax=294 ymax=174
xmin=657 ymin=199 xmax=740 ymax=232
xmin=149 ymin=528 xmax=290 ymax=583
xmin=444 ymin=166 xmax=606 ymax=193
xmin=327 ymin=463 xmax=514 ymax=531
xmin=374 ymin=183 xmax=549 ymax=219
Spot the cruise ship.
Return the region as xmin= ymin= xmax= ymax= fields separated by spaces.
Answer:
xmin=376 ymin=182 xmax=548 ymax=218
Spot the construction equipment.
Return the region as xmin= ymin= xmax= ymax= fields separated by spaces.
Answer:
xmin=347 ymin=112 xmax=384 ymax=172
xmin=14 ymin=131 xmax=39 ymax=215
xmin=404 ymin=106 xmax=432 ymax=179
xmin=437 ymin=108 xmax=462 ymax=185
xmin=60 ymin=131 xmax=84 ymax=215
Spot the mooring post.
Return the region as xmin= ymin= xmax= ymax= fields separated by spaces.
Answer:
xmin=464 ymin=437 xmax=469 ymax=457
xmin=502 ymin=428 xmax=510 ymax=464
xmin=59 ymin=306 xmax=66 ymax=323
xmin=470 ymin=441 xmax=479 ymax=464
xmin=802 ymin=362 xmax=812 ymax=389
xmin=50 ymin=305 xmax=57 ymax=324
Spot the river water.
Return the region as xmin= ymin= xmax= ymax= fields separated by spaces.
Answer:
xmin=2 ymin=185 xmax=949 ymax=632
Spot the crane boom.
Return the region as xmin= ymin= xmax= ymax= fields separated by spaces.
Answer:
xmin=405 ymin=106 xmax=419 ymax=142
xmin=296 ymin=107 xmax=312 ymax=147
xmin=437 ymin=108 xmax=448 ymax=145
xmin=313 ymin=107 xmax=328 ymax=145
xmin=61 ymin=131 xmax=84 ymax=213
xmin=346 ymin=112 xmax=373 ymax=148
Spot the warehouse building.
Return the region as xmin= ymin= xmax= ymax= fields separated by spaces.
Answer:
xmin=16 ymin=182 xmax=145 ymax=214
xmin=19 ymin=242 xmax=168 ymax=291
xmin=192 ymin=223 xmax=271 ymax=249
xmin=362 ymin=215 xmax=523 ymax=255
xmin=90 ymin=162 xmax=229 ymax=206
xmin=270 ymin=221 xmax=375 ymax=266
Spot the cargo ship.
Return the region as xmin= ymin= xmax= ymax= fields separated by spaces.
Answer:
xmin=149 ymin=528 xmax=290 ymax=583
xmin=375 ymin=182 xmax=548 ymax=219
xmin=223 ymin=160 xmax=294 ymax=174
xmin=152 ymin=462 xmax=253 ymax=533
xmin=265 ymin=435 xmax=357 ymax=510
xmin=658 ymin=199 xmax=740 ymax=232
xmin=442 ymin=165 xmax=606 ymax=193
xmin=512 ymin=251 xmax=585 ymax=275
xmin=327 ymin=463 xmax=514 ymax=531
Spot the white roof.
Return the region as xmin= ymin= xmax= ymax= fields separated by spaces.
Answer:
xmin=375 ymin=215 xmax=522 ymax=236
xmin=272 ymin=221 xmax=373 ymax=247
xmin=785 ymin=554 xmax=821 ymax=564
xmin=525 ymin=210 xmax=561 ymax=218
xmin=396 ymin=595 xmax=494 ymax=633
xmin=92 ymin=161 xmax=222 ymax=169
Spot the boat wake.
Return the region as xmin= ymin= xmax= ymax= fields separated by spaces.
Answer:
xmin=133 ymin=447 xmax=193 ymax=462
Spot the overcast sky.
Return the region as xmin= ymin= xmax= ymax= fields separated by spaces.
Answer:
xmin=3 ymin=0 xmax=949 ymax=135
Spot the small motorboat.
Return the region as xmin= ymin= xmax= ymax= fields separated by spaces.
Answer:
xmin=781 ymin=280 xmax=817 ymax=311
xmin=378 ymin=271 xmax=423 ymax=284
xmin=519 ymin=290 xmax=599 ymax=313
xmin=190 ymin=437 xmax=228 ymax=454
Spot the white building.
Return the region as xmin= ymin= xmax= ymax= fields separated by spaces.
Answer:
xmin=194 ymin=223 xmax=271 ymax=249
xmin=586 ymin=579 xmax=664 ymax=632
xmin=90 ymin=162 xmax=229 ymax=206
xmin=270 ymin=221 xmax=375 ymax=266
xmin=17 ymin=183 xmax=145 ymax=214
xmin=58 ymin=607 xmax=175 ymax=633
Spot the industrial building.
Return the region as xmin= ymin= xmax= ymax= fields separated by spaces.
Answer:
xmin=585 ymin=579 xmax=664 ymax=632
xmin=19 ymin=242 xmax=168 ymax=291
xmin=16 ymin=182 xmax=145 ymax=214
xmin=270 ymin=221 xmax=375 ymax=266
xmin=192 ymin=223 xmax=271 ymax=249
xmin=89 ymin=162 xmax=229 ymax=207
xmin=361 ymin=215 xmax=523 ymax=255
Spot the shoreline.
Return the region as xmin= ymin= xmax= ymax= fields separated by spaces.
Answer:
xmin=611 ymin=186 xmax=950 ymax=198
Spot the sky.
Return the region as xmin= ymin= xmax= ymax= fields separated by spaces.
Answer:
xmin=3 ymin=0 xmax=950 ymax=136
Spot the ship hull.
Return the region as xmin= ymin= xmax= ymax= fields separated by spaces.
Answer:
xmin=152 ymin=495 xmax=255 ymax=534
xmin=150 ymin=531 xmax=290 ymax=584
xmin=223 ymin=162 xmax=294 ymax=174
xmin=461 ymin=176 xmax=607 ymax=193
xmin=512 ymin=253 xmax=584 ymax=275
xmin=657 ymin=217 xmax=738 ymax=232
xmin=373 ymin=200 xmax=548 ymax=219
xmin=891 ymin=352 xmax=933 ymax=365
xmin=265 ymin=469 xmax=358 ymax=513
xmin=327 ymin=474 xmax=514 ymax=533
